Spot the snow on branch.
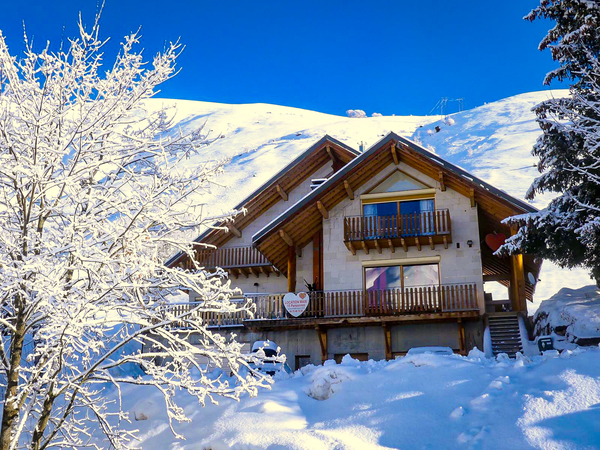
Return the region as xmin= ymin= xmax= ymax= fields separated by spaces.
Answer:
xmin=0 ymin=12 xmax=272 ymax=450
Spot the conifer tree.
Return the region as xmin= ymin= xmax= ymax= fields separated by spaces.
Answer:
xmin=503 ymin=0 xmax=600 ymax=285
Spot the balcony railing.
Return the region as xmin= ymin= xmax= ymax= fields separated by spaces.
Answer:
xmin=195 ymin=245 xmax=272 ymax=269
xmin=167 ymin=283 xmax=478 ymax=328
xmin=343 ymin=210 xmax=452 ymax=252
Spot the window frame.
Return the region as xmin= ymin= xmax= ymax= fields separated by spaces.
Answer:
xmin=363 ymin=262 xmax=441 ymax=292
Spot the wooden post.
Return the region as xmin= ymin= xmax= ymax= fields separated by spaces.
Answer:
xmin=316 ymin=326 xmax=328 ymax=363
xmin=383 ymin=323 xmax=392 ymax=361
xmin=287 ymin=246 xmax=296 ymax=293
xmin=458 ymin=319 xmax=466 ymax=355
xmin=313 ymin=230 xmax=324 ymax=291
xmin=510 ymin=253 xmax=527 ymax=313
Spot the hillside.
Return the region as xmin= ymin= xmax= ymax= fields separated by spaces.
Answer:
xmin=145 ymin=91 xmax=592 ymax=310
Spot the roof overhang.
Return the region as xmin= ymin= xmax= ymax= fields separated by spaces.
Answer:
xmin=165 ymin=135 xmax=359 ymax=268
xmin=252 ymin=133 xmax=540 ymax=279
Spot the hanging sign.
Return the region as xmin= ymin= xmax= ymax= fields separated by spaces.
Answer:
xmin=283 ymin=292 xmax=309 ymax=317
xmin=485 ymin=233 xmax=506 ymax=252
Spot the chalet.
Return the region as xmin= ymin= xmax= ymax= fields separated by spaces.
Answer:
xmin=166 ymin=133 xmax=541 ymax=368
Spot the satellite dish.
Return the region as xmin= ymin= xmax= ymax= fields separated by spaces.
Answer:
xmin=527 ymin=272 xmax=537 ymax=285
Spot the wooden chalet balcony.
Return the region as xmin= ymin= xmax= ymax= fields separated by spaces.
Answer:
xmin=195 ymin=245 xmax=278 ymax=277
xmin=168 ymin=282 xmax=478 ymax=329
xmin=343 ymin=209 xmax=452 ymax=253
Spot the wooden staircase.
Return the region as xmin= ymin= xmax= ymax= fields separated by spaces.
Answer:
xmin=488 ymin=313 xmax=523 ymax=358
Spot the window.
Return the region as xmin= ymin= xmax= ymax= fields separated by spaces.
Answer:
xmin=295 ymin=355 xmax=311 ymax=370
xmin=365 ymin=263 xmax=439 ymax=292
xmin=362 ymin=198 xmax=435 ymax=237
xmin=365 ymin=265 xmax=401 ymax=291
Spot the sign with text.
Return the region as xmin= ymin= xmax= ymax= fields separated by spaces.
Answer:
xmin=283 ymin=292 xmax=309 ymax=317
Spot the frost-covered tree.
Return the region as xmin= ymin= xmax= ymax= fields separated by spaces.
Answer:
xmin=502 ymin=0 xmax=600 ymax=285
xmin=0 ymin=14 xmax=271 ymax=450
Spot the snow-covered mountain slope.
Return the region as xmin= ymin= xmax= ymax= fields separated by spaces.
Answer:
xmin=146 ymin=91 xmax=592 ymax=311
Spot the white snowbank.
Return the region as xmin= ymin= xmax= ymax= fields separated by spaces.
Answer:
xmin=90 ymin=347 xmax=600 ymax=449
xmin=534 ymin=285 xmax=600 ymax=343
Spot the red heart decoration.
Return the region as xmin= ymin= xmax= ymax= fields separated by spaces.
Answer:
xmin=298 ymin=292 xmax=307 ymax=300
xmin=485 ymin=233 xmax=506 ymax=252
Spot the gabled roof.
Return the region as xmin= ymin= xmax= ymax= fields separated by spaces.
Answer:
xmin=252 ymin=132 xmax=538 ymax=274
xmin=165 ymin=135 xmax=360 ymax=267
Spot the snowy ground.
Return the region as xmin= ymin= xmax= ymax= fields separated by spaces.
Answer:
xmin=103 ymin=348 xmax=600 ymax=449
xmin=147 ymin=91 xmax=592 ymax=312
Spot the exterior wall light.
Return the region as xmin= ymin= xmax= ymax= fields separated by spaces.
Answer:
xmin=467 ymin=240 xmax=473 ymax=248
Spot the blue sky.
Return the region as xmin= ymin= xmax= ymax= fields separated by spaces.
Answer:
xmin=0 ymin=1 xmax=561 ymax=116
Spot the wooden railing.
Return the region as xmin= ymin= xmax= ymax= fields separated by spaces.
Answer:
xmin=364 ymin=283 xmax=478 ymax=315
xmin=195 ymin=246 xmax=271 ymax=269
xmin=344 ymin=209 xmax=451 ymax=241
xmin=167 ymin=301 xmax=252 ymax=328
xmin=167 ymin=283 xmax=478 ymax=328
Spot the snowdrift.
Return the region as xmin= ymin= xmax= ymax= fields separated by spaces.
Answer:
xmin=534 ymin=285 xmax=600 ymax=345
xmin=95 ymin=348 xmax=600 ymax=449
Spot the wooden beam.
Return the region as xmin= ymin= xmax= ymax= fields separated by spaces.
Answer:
xmin=276 ymin=184 xmax=288 ymax=201
xmin=250 ymin=266 xmax=260 ymax=278
xmin=510 ymin=254 xmax=527 ymax=313
xmin=259 ymin=266 xmax=270 ymax=277
xmin=230 ymin=268 xmax=240 ymax=279
xmin=295 ymin=245 xmax=302 ymax=258
xmin=287 ymin=246 xmax=296 ymax=293
xmin=438 ymin=171 xmax=446 ymax=191
xmin=313 ymin=230 xmax=323 ymax=291
xmin=374 ymin=239 xmax=382 ymax=254
xmin=428 ymin=236 xmax=435 ymax=250
xmin=458 ymin=319 xmax=466 ymax=355
xmin=443 ymin=236 xmax=448 ymax=249
xmin=325 ymin=146 xmax=337 ymax=164
xmin=383 ymin=324 xmax=392 ymax=361
xmin=400 ymin=237 xmax=408 ymax=252
xmin=316 ymin=326 xmax=328 ymax=363
xmin=391 ymin=143 xmax=399 ymax=165
xmin=483 ymin=273 xmax=510 ymax=282
xmin=388 ymin=239 xmax=395 ymax=253
xmin=415 ymin=237 xmax=421 ymax=251
xmin=361 ymin=240 xmax=370 ymax=254
xmin=346 ymin=241 xmax=356 ymax=255
xmin=343 ymin=180 xmax=354 ymax=200
xmin=470 ymin=188 xmax=476 ymax=208
xmin=227 ymin=223 xmax=242 ymax=238
xmin=240 ymin=267 xmax=250 ymax=278
xmin=279 ymin=229 xmax=295 ymax=247
xmin=316 ymin=201 xmax=329 ymax=219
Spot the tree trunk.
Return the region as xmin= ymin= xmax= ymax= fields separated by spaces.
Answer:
xmin=0 ymin=314 xmax=26 ymax=450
